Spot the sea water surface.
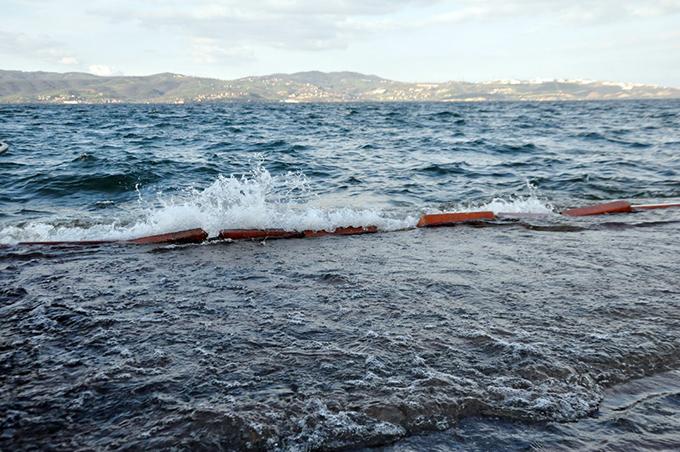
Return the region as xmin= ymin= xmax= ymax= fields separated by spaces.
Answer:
xmin=1 ymin=101 xmax=679 ymax=450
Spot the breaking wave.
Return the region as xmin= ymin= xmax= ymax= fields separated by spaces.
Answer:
xmin=0 ymin=164 xmax=560 ymax=244
xmin=0 ymin=163 xmax=418 ymax=244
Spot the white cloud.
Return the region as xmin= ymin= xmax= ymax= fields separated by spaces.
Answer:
xmin=88 ymin=64 xmax=120 ymax=76
xmin=346 ymin=0 xmax=680 ymax=31
xmin=59 ymin=56 xmax=79 ymax=65
xmin=0 ymin=31 xmax=78 ymax=65
xmin=86 ymin=0 xmax=680 ymax=56
xmin=90 ymin=0 xmax=441 ymax=51
xmin=191 ymin=37 xmax=254 ymax=64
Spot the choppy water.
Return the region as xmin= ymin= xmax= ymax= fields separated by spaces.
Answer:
xmin=1 ymin=101 xmax=679 ymax=450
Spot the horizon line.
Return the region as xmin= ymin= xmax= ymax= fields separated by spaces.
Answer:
xmin=2 ymin=68 xmax=678 ymax=90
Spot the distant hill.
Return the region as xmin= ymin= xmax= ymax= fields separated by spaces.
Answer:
xmin=1 ymin=69 xmax=678 ymax=103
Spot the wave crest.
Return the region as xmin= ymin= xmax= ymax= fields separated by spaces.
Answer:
xmin=0 ymin=162 xmax=416 ymax=244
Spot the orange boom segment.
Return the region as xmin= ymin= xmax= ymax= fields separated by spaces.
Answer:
xmin=303 ymin=226 xmax=378 ymax=238
xmin=562 ymin=201 xmax=632 ymax=217
xmin=128 ymin=228 xmax=208 ymax=245
xmin=416 ymin=211 xmax=495 ymax=228
xmin=218 ymin=229 xmax=304 ymax=240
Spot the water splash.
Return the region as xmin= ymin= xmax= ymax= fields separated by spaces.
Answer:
xmin=477 ymin=182 xmax=556 ymax=214
xmin=429 ymin=181 xmax=556 ymax=215
xmin=0 ymin=162 xmax=416 ymax=244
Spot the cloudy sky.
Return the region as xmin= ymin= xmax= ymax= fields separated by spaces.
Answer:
xmin=3 ymin=0 xmax=680 ymax=85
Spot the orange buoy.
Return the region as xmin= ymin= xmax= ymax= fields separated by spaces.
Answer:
xmin=561 ymin=201 xmax=632 ymax=217
xmin=632 ymin=202 xmax=680 ymax=211
xmin=303 ymin=225 xmax=378 ymax=238
xmin=218 ymin=229 xmax=304 ymax=240
xmin=128 ymin=228 xmax=208 ymax=245
xmin=416 ymin=211 xmax=495 ymax=228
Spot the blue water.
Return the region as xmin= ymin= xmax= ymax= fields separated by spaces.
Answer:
xmin=1 ymin=101 xmax=679 ymax=242
xmin=1 ymin=101 xmax=680 ymax=450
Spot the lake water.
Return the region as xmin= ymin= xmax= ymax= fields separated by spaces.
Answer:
xmin=1 ymin=101 xmax=679 ymax=450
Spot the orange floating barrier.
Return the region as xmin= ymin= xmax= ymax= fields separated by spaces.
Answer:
xmin=303 ymin=225 xmax=378 ymax=238
xmin=632 ymin=203 xmax=680 ymax=211
xmin=128 ymin=228 xmax=208 ymax=245
xmin=10 ymin=199 xmax=678 ymax=249
xmin=218 ymin=229 xmax=304 ymax=240
xmin=416 ymin=211 xmax=495 ymax=228
xmin=561 ymin=201 xmax=632 ymax=217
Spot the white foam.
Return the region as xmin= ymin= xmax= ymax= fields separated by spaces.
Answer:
xmin=0 ymin=167 xmax=561 ymax=245
xmin=0 ymin=163 xmax=416 ymax=244
xmin=478 ymin=196 xmax=555 ymax=214
xmin=452 ymin=182 xmax=556 ymax=215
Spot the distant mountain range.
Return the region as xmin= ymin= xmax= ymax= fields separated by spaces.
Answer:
xmin=1 ymin=70 xmax=679 ymax=103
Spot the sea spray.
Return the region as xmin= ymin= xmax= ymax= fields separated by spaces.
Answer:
xmin=420 ymin=181 xmax=556 ymax=216
xmin=476 ymin=182 xmax=556 ymax=214
xmin=0 ymin=168 xmax=559 ymax=244
xmin=0 ymin=162 xmax=415 ymax=244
